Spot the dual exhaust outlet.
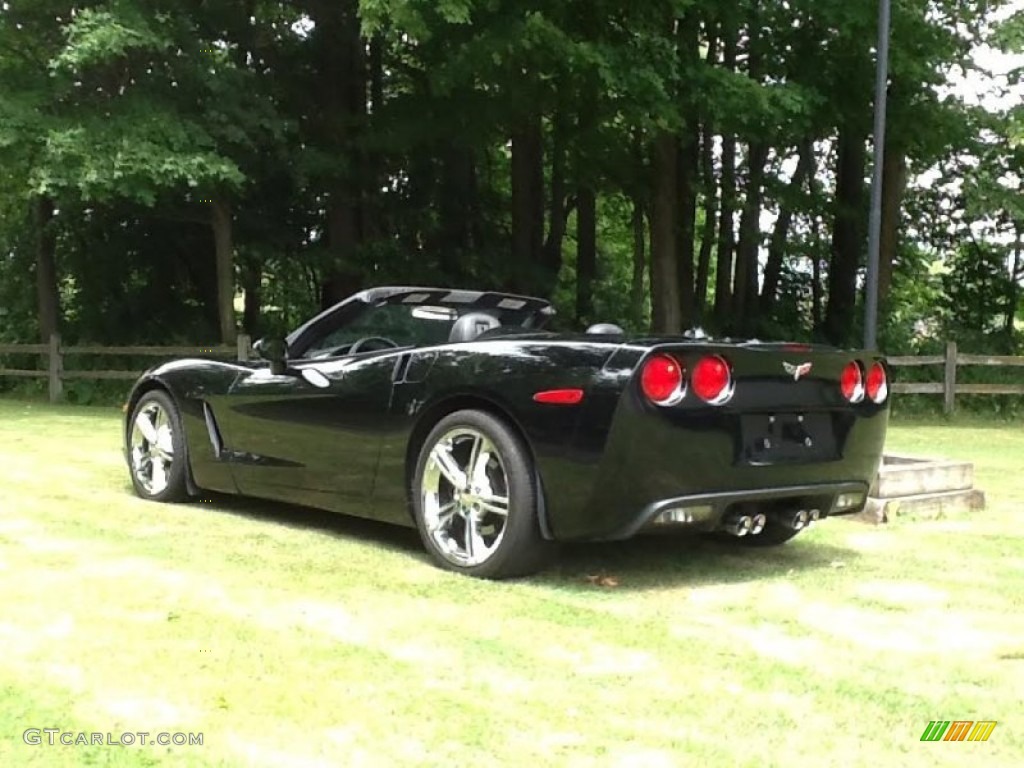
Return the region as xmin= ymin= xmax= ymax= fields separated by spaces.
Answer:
xmin=721 ymin=508 xmax=821 ymax=537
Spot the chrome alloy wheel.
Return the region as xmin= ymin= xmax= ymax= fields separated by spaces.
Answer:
xmin=421 ymin=427 xmax=511 ymax=567
xmin=130 ymin=401 xmax=176 ymax=495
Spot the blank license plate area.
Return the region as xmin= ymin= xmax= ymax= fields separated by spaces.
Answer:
xmin=740 ymin=413 xmax=838 ymax=465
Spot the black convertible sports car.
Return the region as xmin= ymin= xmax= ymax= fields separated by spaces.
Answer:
xmin=124 ymin=286 xmax=890 ymax=578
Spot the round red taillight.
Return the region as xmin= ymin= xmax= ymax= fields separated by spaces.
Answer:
xmin=841 ymin=361 xmax=864 ymax=403
xmin=692 ymin=355 xmax=733 ymax=404
xmin=641 ymin=354 xmax=684 ymax=405
xmin=865 ymin=362 xmax=888 ymax=403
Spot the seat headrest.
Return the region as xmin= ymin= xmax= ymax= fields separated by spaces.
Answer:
xmin=449 ymin=312 xmax=501 ymax=343
xmin=585 ymin=323 xmax=626 ymax=336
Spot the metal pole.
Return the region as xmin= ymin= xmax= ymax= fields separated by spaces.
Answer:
xmin=864 ymin=0 xmax=891 ymax=350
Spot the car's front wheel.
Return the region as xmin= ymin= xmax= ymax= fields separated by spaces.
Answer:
xmin=127 ymin=390 xmax=189 ymax=503
xmin=412 ymin=409 xmax=553 ymax=579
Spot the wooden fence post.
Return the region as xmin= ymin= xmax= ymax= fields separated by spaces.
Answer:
xmin=943 ymin=340 xmax=957 ymax=415
xmin=237 ymin=333 xmax=251 ymax=362
xmin=48 ymin=333 xmax=63 ymax=403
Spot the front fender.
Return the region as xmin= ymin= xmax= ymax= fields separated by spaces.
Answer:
xmin=123 ymin=360 xmax=250 ymax=495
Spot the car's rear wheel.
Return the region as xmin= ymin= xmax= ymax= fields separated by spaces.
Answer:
xmin=412 ymin=409 xmax=553 ymax=579
xmin=127 ymin=390 xmax=189 ymax=503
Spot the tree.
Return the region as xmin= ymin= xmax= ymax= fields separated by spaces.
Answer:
xmin=0 ymin=0 xmax=1018 ymax=364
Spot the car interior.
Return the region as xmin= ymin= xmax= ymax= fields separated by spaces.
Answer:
xmin=298 ymin=300 xmax=628 ymax=362
xmin=448 ymin=312 xmax=502 ymax=343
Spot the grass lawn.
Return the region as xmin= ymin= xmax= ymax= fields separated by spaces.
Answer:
xmin=1 ymin=399 xmax=1022 ymax=767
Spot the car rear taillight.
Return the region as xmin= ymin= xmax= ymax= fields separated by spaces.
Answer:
xmin=865 ymin=362 xmax=888 ymax=403
xmin=841 ymin=361 xmax=864 ymax=403
xmin=641 ymin=354 xmax=684 ymax=405
xmin=692 ymin=355 xmax=733 ymax=404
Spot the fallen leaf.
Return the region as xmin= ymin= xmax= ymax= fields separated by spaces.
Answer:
xmin=585 ymin=574 xmax=620 ymax=588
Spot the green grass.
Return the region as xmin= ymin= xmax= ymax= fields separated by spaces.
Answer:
xmin=1 ymin=400 xmax=1022 ymax=767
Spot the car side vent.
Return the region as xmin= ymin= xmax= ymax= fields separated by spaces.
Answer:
xmin=202 ymin=402 xmax=224 ymax=458
xmin=392 ymin=353 xmax=412 ymax=383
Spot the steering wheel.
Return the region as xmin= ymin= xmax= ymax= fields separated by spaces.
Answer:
xmin=348 ymin=336 xmax=399 ymax=355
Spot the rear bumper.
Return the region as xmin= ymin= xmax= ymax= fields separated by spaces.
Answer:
xmin=544 ymin=391 xmax=888 ymax=541
xmin=602 ymin=481 xmax=869 ymax=541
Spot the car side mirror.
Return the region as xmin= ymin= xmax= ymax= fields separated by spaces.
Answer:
xmin=253 ymin=337 xmax=289 ymax=376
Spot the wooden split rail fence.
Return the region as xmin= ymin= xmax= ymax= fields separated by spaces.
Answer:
xmin=888 ymin=341 xmax=1024 ymax=414
xmin=0 ymin=335 xmax=1021 ymax=412
xmin=0 ymin=333 xmax=252 ymax=403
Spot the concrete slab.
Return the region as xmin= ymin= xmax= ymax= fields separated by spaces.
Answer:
xmin=870 ymin=454 xmax=974 ymax=498
xmin=854 ymin=454 xmax=986 ymax=525
xmin=855 ymin=488 xmax=986 ymax=524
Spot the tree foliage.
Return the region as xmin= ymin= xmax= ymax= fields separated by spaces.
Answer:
xmin=0 ymin=0 xmax=1021 ymax=359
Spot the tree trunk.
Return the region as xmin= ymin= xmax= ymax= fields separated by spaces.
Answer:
xmin=544 ymin=110 xmax=568 ymax=285
xmin=369 ymin=34 xmax=384 ymax=115
xmin=363 ymin=32 xmax=386 ymax=244
xmin=695 ymin=27 xmax=718 ymax=323
xmin=714 ymin=133 xmax=737 ymax=329
xmin=310 ymin=0 xmax=364 ymax=308
xmin=676 ymin=129 xmax=698 ymax=330
xmin=811 ymin=214 xmax=823 ymax=333
xmin=241 ymin=256 xmax=261 ymax=337
xmin=631 ymin=198 xmax=646 ymax=327
xmin=1007 ymin=223 xmax=1022 ymax=340
xmin=761 ymin=141 xmax=814 ymax=313
xmin=808 ymin=150 xmax=827 ymax=335
xmin=824 ymin=127 xmax=868 ymax=346
xmin=650 ymin=133 xmax=682 ymax=333
xmin=695 ymin=122 xmax=717 ymax=322
xmin=511 ymin=114 xmax=545 ymax=294
xmin=211 ymin=199 xmax=237 ymax=345
xmin=34 ymin=197 xmax=59 ymax=344
xmin=437 ymin=143 xmax=475 ymax=278
xmin=733 ymin=142 xmax=768 ymax=333
xmin=713 ymin=23 xmax=738 ymax=330
xmin=321 ymin=178 xmax=361 ymax=307
xmin=674 ymin=18 xmax=700 ymax=329
xmin=877 ymin=147 xmax=908 ymax=309
xmin=576 ymin=186 xmax=597 ymax=324
xmin=731 ymin=7 xmax=766 ymax=336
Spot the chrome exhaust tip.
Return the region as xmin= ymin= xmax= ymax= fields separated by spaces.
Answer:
xmin=722 ymin=514 xmax=754 ymax=537
xmin=778 ymin=509 xmax=810 ymax=531
xmin=806 ymin=509 xmax=821 ymax=527
xmin=750 ymin=513 xmax=767 ymax=535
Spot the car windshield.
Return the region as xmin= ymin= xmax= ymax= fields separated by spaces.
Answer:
xmin=300 ymin=299 xmax=543 ymax=359
xmin=302 ymin=304 xmax=455 ymax=357
xmin=288 ymin=288 xmax=552 ymax=360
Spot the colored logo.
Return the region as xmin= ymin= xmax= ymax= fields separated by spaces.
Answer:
xmin=920 ymin=721 xmax=997 ymax=742
xmin=783 ymin=361 xmax=813 ymax=381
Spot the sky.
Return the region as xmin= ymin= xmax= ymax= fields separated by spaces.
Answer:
xmin=945 ymin=1 xmax=1024 ymax=110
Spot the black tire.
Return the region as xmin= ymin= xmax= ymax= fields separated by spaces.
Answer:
xmin=126 ymin=390 xmax=190 ymax=503
xmin=412 ymin=409 xmax=555 ymax=579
